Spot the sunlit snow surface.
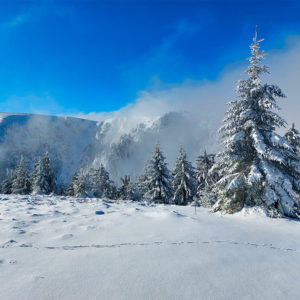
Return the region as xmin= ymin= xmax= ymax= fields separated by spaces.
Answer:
xmin=1 ymin=195 xmax=300 ymax=299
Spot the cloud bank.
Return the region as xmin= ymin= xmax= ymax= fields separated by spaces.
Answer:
xmin=80 ymin=35 xmax=300 ymax=140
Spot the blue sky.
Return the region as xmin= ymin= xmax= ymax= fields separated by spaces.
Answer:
xmin=0 ymin=0 xmax=300 ymax=114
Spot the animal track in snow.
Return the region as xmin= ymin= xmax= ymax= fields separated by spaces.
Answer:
xmin=2 ymin=239 xmax=297 ymax=253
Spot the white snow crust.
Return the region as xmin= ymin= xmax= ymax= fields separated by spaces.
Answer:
xmin=1 ymin=195 xmax=300 ymax=299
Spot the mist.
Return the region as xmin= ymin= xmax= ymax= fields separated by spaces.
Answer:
xmin=78 ymin=36 xmax=300 ymax=162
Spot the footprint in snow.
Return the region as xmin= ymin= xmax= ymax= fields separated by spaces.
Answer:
xmin=9 ymin=260 xmax=17 ymax=264
xmin=32 ymin=214 xmax=44 ymax=217
xmin=34 ymin=275 xmax=45 ymax=281
xmin=0 ymin=240 xmax=17 ymax=248
xmin=20 ymin=243 xmax=32 ymax=248
xmin=172 ymin=211 xmax=186 ymax=218
xmin=62 ymin=234 xmax=73 ymax=240
xmin=86 ymin=225 xmax=96 ymax=230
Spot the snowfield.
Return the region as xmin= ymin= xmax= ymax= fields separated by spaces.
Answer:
xmin=1 ymin=195 xmax=300 ymax=300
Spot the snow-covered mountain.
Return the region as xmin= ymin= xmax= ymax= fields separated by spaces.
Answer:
xmin=0 ymin=112 xmax=218 ymax=185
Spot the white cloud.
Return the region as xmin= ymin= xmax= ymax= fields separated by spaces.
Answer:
xmin=80 ymin=35 xmax=300 ymax=136
xmin=1 ymin=2 xmax=75 ymax=30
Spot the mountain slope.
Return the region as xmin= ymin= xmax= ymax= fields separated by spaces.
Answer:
xmin=0 ymin=113 xmax=99 ymax=184
xmin=0 ymin=112 xmax=218 ymax=185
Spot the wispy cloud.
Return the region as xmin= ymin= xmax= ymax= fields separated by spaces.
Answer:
xmin=4 ymin=12 xmax=32 ymax=28
xmin=1 ymin=2 xmax=75 ymax=30
xmin=120 ymin=18 xmax=209 ymax=91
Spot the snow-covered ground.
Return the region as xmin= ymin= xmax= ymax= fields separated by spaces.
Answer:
xmin=1 ymin=195 xmax=300 ymax=300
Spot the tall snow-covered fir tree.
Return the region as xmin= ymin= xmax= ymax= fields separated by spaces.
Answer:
xmin=172 ymin=147 xmax=196 ymax=205
xmin=214 ymin=29 xmax=300 ymax=218
xmin=196 ymin=150 xmax=218 ymax=207
xmin=31 ymin=152 xmax=56 ymax=195
xmin=11 ymin=156 xmax=31 ymax=195
xmin=284 ymin=123 xmax=300 ymax=154
xmin=143 ymin=144 xmax=173 ymax=204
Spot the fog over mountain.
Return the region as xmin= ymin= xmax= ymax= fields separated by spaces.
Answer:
xmin=0 ymin=111 xmax=217 ymax=185
xmin=1 ymin=36 xmax=299 ymax=185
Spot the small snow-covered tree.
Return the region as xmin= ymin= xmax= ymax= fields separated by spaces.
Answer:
xmin=196 ymin=151 xmax=218 ymax=207
xmin=31 ymin=157 xmax=41 ymax=189
xmin=67 ymin=170 xmax=90 ymax=198
xmin=1 ymin=169 xmax=15 ymax=194
xmin=31 ymin=152 xmax=56 ymax=195
xmin=118 ymin=175 xmax=138 ymax=200
xmin=284 ymin=123 xmax=300 ymax=154
xmin=214 ymin=29 xmax=300 ymax=218
xmin=41 ymin=151 xmax=56 ymax=193
xmin=110 ymin=182 xmax=118 ymax=200
xmin=74 ymin=171 xmax=90 ymax=197
xmin=143 ymin=144 xmax=173 ymax=204
xmin=11 ymin=156 xmax=31 ymax=195
xmin=136 ymin=166 xmax=151 ymax=200
xmin=66 ymin=172 xmax=78 ymax=196
xmin=172 ymin=147 xmax=196 ymax=205
xmin=92 ymin=164 xmax=114 ymax=198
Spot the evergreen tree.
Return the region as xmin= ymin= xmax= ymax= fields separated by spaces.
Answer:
xmin=92 ymin=164 xmax=113 ymax=198
xmin=143 ymin=144 xmax=173 ymax=204
xmin=214 ymin=29 xmax=300 ymax=218
xmin=74 ymin=171 xmax=90 ymax=197
xmin=118 ymin=175 xmax=138 ymax=200
xmin=172 ymin=147 xmax=196 ymax=205
xmin=31 ymin=152 xmax=56 ymax=195
xmin=284 ymin=123 xmax=300 ymax=154
xmin=1 ymin=169 xmax=15 ymax=194
xmin=41 ymin=151 xmax=56 ymax=193
xmin=11 ymin=156 xmax=31 ymax=195
xmin=196 ymin=151 xmax=216 ymax=190
xmin=67 ymin=170 xmax=90 ymax=198
xmin=110 ymin=182 xmax=118 ymax=200
xmin=66 ymin=172 xmax=78 ymax=196
xmin=136 ymin=166 xmax=150 ymax=200
xmin=31 ymin=157 xmax=41 ymax=191
xmin=196 ymin=151 xmax=218 ymax=207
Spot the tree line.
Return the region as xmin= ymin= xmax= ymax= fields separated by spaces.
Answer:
xmin=0 ymin=146 xmax=220 ymax=207
xmin=1 ymin=117 xmax=298 ymax=211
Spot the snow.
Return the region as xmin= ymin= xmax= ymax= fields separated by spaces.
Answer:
xmin=1 ymin=195 xmax=300 ymax=299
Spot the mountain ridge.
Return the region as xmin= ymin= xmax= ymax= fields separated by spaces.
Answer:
xmin=0 ymin=112 xmax=218 ymax=185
